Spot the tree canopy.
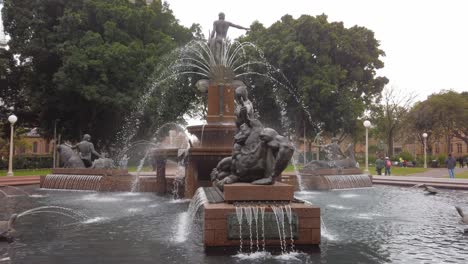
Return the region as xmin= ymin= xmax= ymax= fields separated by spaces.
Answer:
xmin=2 ymin=0 xmax=197 ymax=148
xmin=406 ymin=90 xmax=468 ymax=151
xmin=241 ymin=14 xmax=388 ymax=141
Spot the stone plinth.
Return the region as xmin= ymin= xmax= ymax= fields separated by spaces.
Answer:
xmin=223 ymin=182 xmax=294 ymax=202
xmin=203 ymin=202 xmax=320 ymax=247
xmin=186 ymin=124 xmax=236 ymax=148
xmin=206 ymin=83 xmax=236 ymax=123
xmin=51 ymin=168 xmax=129 ymax=176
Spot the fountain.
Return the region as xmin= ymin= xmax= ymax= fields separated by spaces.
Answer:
xmin=283 ymin=138 xmax=373 ymax=190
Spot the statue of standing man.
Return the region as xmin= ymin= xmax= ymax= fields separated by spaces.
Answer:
xmin=72 ymin=134 xmax=102 ymax=168
xmin=209 ymin=12 xmax=249 ymax=62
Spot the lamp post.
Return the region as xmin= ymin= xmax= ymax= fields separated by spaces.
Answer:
xmin=422 ymin=133 xmax=428 ymax=168
xmin=7 ymin=114 xmax=18 ymax=177
xmin=52 ymin=119 xmax=59 ymax=168
xmin=363 ymin=120 xmax=372 ymax=174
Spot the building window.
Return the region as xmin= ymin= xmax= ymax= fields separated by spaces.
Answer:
xmin=45 ymin=142 xmax=50 ymax=153
xmin=457 ymin=143 xmax=462 ymax=153
xmin=33 ymin=142 xmax=38 ymax=153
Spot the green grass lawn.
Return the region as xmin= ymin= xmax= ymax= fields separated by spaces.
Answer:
xmin=363 ymin=166 xmax=429 ymax=176
xmin=284 ymin=164 xmax=303 ymax=172
xmin=0 ymin=168 xmax=52 ymax=177
xmin=454 ymin=171 xmax=468 ymax=178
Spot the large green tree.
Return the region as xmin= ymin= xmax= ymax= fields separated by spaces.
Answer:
xmin=241 ymin=14 xmax=388 ymax=141
xmin=2 ymin=0 xmax=196 ymax=147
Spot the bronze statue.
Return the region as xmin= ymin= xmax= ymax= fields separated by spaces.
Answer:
xmin=316 ymin=137 xmax=346 ymax=161
xmin=210 ymin=81 xmax=294 ymax=190
xmin=303 ymin=143 xmax=357 ymax=170
xmin=72 ymin=134 xmax=102 ymax=168
xmin=209 ymin=12 xmax=249 ymax=61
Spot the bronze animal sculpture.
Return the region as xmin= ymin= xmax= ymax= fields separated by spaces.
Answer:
xmin=302 ymin=143 xmax=357 ymax=170
xmin=413 ymin=184 xmax=438 ymax=195
xmin=57 ymin=144 xmax=85 ymax=168
xmin=455 ymin=206 xmax=468 ymax=234
xmin=0 ymin=214 xmax=18 ymax=243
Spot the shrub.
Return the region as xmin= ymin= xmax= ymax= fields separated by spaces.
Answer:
xmin=0 ymin=155 xmax=53 ymax=170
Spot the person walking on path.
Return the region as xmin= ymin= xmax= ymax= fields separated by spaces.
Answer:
xmin=445 ymin=153 xmax=457 ymax=179
xmin=375 ymin=157 xmax=384 ymax=176
xmin=384 ymin=157 xmax=392 ymax=176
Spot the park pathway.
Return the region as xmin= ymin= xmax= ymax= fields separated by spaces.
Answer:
xmin=372 ymin=167 xmax=468 ymax=190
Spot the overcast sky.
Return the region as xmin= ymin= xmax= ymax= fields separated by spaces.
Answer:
xmin=166 ymin=0 xmax=468 ymax=102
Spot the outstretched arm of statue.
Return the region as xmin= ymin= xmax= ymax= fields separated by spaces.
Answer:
xmin=228 ymin=22 xmax=249 ymax=31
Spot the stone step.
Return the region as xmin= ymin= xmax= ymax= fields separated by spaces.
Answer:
xmin=372 ymin=179 xmax=468 ymax=190
xmin=0 ymin=176 xmax=40 ymax=186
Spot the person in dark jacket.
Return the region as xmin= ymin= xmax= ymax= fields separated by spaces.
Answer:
xmin=375 ymin=157 xmax=384 ymax=175
xmin=445 ymin=153 xmax=457 ymax=179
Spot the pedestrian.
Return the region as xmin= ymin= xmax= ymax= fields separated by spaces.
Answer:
xmin=375 ymin=157 xmax=384 ymax=176
xmin=445 ymin=153 xmax=457 ymax=179
xmin=459 ymin=157 xmax=464 ymax=168
xmin=384 ymin=157 xmax=392 ymax=176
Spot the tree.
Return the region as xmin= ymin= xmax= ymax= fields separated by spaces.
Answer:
xmin=407 ymin=91 xmax=468 ymax=153
xmin=241 ymin=14 xmax=388 ymax=141
xmin=369 ymin=86 xmax=415 ymax=157
xmin=2 ymin=0 xmax=197 ymax=147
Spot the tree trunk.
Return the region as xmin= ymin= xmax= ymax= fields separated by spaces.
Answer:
xmin=387 ymin=131 xmax=394 ymax=157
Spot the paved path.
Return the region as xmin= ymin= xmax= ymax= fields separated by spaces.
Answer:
xmin=372 ymin=175 xmax=468 ymax=190
xmin=403 ymin=167 xmax=468 ymax=178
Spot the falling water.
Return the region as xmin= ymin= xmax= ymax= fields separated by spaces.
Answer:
xmin=131 ymin=149 xmax=152 ymax=192
xmin=252 ymin=206 xmax=260 ymax=252
xmin=290 ymin=156 xmax=304 ymax=191
xmin=200 ymin=123 xmax=206 ymax=147
xmin=284 ymin=205 xmax=295 ymax=251
xmin=173 ymin=188 xmax=208 ymax=243
xmin=243 ymin=207 xmax=254 ymax=252
xmin=187 ymin=188 xmax=208 ymax=219
xmin=260 ymin=206 xmax=266 ymax=252
xmin=42 ymin=175 xmax=102 ymax=190
xmin=324 ymin=174 xmax=372 ymax=189
xmin=235 ymin=205 xmax=244 ymax=253
xmin=271 ymin=205 xmax=287 ymax=254
xmin=172 ymin=165 xmax=185 ymax=200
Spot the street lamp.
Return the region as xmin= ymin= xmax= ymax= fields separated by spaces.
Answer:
xmin=422 ymin=132 xmax=428 ymax=168
xmin=52 ymin=119 xmax=60 ymax=168
xmin=363 ymin=120 xmax=372 ymax=174
xmin=7 ymin=114 xmax=18 ymax=177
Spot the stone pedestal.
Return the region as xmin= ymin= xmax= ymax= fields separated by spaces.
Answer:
xmin=203 ymin=202 xmax=320 ymax=247
xmin=223 ymin=182 xmax=294 ymax=202
xmin=206 ymin=83 xmax=236 ymax=123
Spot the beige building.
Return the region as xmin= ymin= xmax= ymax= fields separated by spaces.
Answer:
xmin=14 ymin=128 xmax=53 ymax=156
